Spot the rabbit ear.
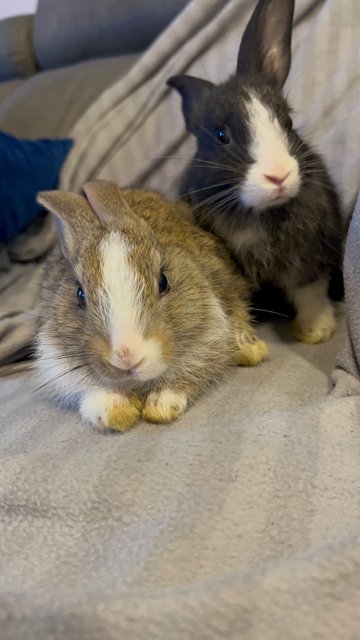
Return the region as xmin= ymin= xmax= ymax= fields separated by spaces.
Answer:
xmin=37 ymin=190 xmax=99 ymax=261
xmin=83 ymin=180 xmax=133 ymax=225
xmin=167 ymin=75 xmax=214 ymax=134
xmin=237 ymin=0 xmax=294 ymax=87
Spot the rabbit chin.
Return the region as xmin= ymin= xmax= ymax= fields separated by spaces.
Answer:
xmin=128 ymin=357 xmax=168 ymax=382
xmin=104 ymin=348 xmax=169 ymax=384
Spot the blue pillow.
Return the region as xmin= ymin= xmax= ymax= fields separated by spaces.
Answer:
xmin=0 ymin=131 xmax=73 ymax=243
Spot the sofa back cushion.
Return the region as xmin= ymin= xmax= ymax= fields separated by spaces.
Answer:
xmin=34 ymin=0 xmax=190 ymax=70
xmin=0 ymin=16 xmax=37 ymax=81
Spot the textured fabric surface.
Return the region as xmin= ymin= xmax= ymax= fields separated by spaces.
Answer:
xmin=342 ymin=195 xmax=360 ymax=373
xmin=0 ymin=78 xmax=22 ymax=104
xmin=0 ymin=15 xmax=37 ymax=81
xmin=0 ymin=214 xmax=56 ymax=367
xmin=0 ymin=54 xmax=139 ymax=139
xmin=0 ymin=131 xmax=72 ymax=243
xmin=1 ymin=0 xmax=360 ymax=637
xmin=333 ymin=194 xmax=360 ymax=394
xmin=34 ymin=0 xmax=190 ymax=70
xmin=3 ymin=315 xmax=360 ymax=640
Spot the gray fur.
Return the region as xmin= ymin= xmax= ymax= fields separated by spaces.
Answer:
xmin=167 ymin=0 xmax=344 ymax=296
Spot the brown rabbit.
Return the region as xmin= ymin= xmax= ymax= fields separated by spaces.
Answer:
xmin=37 ymin=181 xmax=267 ymax=431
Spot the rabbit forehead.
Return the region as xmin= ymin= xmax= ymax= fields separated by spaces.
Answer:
xmin=246 ymin=90 xmax=290 ymax=161
xmin=98 ymin=230 xmax=159 ymax=342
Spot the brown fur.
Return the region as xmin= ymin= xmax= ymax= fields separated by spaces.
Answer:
xmin=37 ymin=182 xmax=267 ymax=430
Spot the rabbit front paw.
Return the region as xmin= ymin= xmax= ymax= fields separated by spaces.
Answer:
xmin=292 ymin=304 xmax=336 ymax=344
xmin=235 ymin=330 xmax=268 ymax=366
xmin=142 ymin=389 xmax=188 ymax=424
xmin=289 ymin=279 xmax=336 ymax=344
xmin=80 ymin=389 xmax=140 ymax=432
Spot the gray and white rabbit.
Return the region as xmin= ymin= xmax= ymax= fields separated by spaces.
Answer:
xmin=168 ymin=0 xmax=344 ymax=344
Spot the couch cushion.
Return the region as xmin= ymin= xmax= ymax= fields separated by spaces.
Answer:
xmin=0 ymin=54 xmax=139 ymax=138
xmin=0 ymin=15 xmax=37 ymax=81
xmin=34 ymin=0 xmax=190 ymax=70
xmin=0 ymin=78 xmax=23 ymax=104
xmin=0 ymin=131 xmax=73 ymax=243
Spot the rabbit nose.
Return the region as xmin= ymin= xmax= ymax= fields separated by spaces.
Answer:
xmin=114 ymin=348 xmax=144 ymax=371
xmin=264 ymin=172 xmax=290 ymax=186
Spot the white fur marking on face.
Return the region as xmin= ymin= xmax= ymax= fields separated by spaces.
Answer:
xmin=134 ymin=337 xmax=167 ymax=381
xmin=100 ymin=231 xmax=167 ymax=380
xmin=240 ymin=93 xmax=300 ymax=211
xmin=100 ymin=231 xmax=143 ymax=347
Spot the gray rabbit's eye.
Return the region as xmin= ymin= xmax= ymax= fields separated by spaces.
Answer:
xmin=77 ymin=286 xmax=86 ymax=309
xmin=286 ymin=115 xmax=293 ymax=130
xmin=215 ymin=126 xmax=231 ymax=145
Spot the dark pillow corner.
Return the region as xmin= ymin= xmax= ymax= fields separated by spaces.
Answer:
xmin=0 ymin=131 xmax=73 ymax=243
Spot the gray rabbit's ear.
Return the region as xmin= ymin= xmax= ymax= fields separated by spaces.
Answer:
xmin=167 ymin=75 xmax=214 ymax=134
xmin=237 ymin=0 xmax=295 ymax=88
xmin=37 ymin=190 xmax=99 ymax=261
xmin=83 ymin=180 xmax=133 ymax=225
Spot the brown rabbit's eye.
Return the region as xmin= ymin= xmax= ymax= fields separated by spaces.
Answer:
xmin=159 ymin=272 xmax=170 ymax=296
xmin=77 ymin=286 xmax=86 ymax=309
xmin=215 ymin=125 xmax=230 ymax=145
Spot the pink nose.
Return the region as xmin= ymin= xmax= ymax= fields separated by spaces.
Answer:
xmin=115 ymin=348 xmax=143 ymax=371
xmin=264 ymin=172 xmax=290 ymax=186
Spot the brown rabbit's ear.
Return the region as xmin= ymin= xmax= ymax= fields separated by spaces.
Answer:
xmin=167 ymin=75 xmax=214 ymax=134
xmin=37 ymin=190 xmax=99 ymax=261
xmin=83 ymin=180 xmax=133 ymax=225
xmin=237 ymin=0 xmax=295 ymax=87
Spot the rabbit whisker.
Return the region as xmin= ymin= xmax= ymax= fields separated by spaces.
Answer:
xmin=179 ymin=178 xmax=240 ymax=200
xmin=190 ymin=184 xmax=240 ymax=212
xmin=150 ymin=155 xmax=240 ymax=174
xmin=250 ymin=306 xmax=290 ymax=319
xmin=35 ymin=363 xmax=88 ymax=392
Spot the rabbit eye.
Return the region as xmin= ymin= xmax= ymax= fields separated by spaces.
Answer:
xmin=215 ymin=126 xmax=230 ymax=145
xmin=76 ymin=286 xmax=86 ymax=309
xmin=159 ymin=272 xmax=170 ymax=296
xmin=286 ymin=115 xmax=293 ymax=130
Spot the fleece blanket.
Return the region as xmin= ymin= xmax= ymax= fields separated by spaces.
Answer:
xmin=2 ymin=315 xmax=360 ymax=640
xmin=333 ymin=194 xmax=360 ymax=394
xmin=0 ymin=215 xmax=55 ymax=372
xmin=0 ymin=0 xmax=360 ymax=638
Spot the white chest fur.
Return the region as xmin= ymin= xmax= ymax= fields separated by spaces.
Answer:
xmin=226 ymin=225 xmax=265 ymax=255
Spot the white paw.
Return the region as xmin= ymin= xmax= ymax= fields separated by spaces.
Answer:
xmin=289 ymin=279 xmax=337 ymax=345
xmin=80 ymin=389 xmax=140 ymax=432
xmin=293 ymin=304 xmax=336 ymax=344
xmin=142 ymin=389 xmax=188 ymax=424
xmin=80 ymin=389 xmax=110 ymax=425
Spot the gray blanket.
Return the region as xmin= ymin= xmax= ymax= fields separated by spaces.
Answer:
xmin=333 ymin=194 xmax=360 ymax=393
xmin=1 ymin=0 xmax=360 ymax=638
xmin=2 ymin=315 xmax=360 ymax=640
xmin=0 ymin=214 xmax=55 ymax=372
